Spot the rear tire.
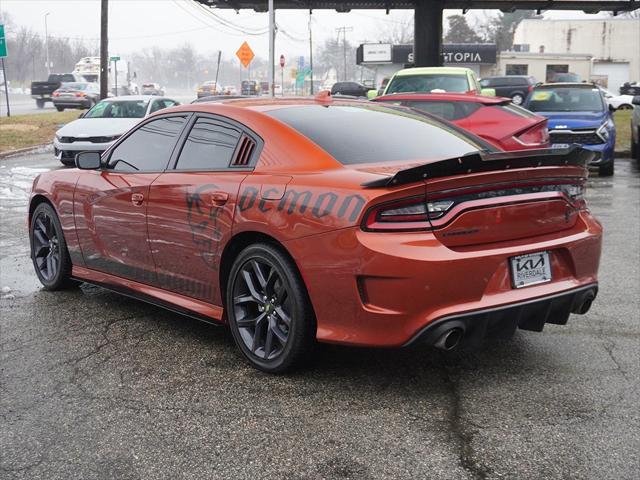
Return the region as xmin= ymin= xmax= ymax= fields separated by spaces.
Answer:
xmin=56 ymin=106 xmax=64 ymax=112
xmin=36 ymin=99 xmax=45 ymax=109
xmin=226 ymin=243 xmax=315 ymax=373
xmin=511 ymin=93 xmax=524 ymax=105
xmin=599 ymin=160 xmax=614 ymax=176
xmin=631 ymin=123 xmax=639 ymax=161
xmin=29 ymin=203 xmax=75 ymax=290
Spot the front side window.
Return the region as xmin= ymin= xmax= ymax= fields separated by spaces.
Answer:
xmin=175 ymin=118 xmax=241 ymax=170
xmin=386 ymin=74 xmax=470 ymax=94
xmin=109 ymin=116 xmax=187 ymax=172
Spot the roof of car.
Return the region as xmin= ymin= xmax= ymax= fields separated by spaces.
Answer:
xmin=374 ymin=92 xmax=510 ymax=104
xmin=535 ymin=82 xmax=596 ymax=89
xmin=102 ymin=95 xmax=168 ymax=102
xmin=393 ymin=67 xmax=472 ymax=77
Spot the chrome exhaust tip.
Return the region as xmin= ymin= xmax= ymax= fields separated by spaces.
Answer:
xmin=434 ymin=327 xmax=464 ymax=351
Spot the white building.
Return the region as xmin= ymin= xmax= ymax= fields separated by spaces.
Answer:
xmin=510 ymin=18 xmax=640 ymax=90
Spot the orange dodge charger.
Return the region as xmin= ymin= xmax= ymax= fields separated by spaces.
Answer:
xmin=29 ymin=96 xmax=602 ymax=372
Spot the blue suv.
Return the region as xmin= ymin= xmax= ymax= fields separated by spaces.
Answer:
xmin=525 ymin=83 xmax=616 ymax=176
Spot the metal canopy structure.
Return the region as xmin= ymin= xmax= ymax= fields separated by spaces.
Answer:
xmin=195 ymin=0 xmax=638 ymax=13
xmin=194 ymin=0 xmax=639 ymax=81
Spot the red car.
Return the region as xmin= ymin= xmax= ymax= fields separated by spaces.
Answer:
xmin=29 ymin=96 xmax=601 ymax=372
xmin=374 ymin=93 xmax=550 ymax=151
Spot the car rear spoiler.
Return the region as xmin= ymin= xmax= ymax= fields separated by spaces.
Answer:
xmin=361 ymin=145 xmax=596 ymax=188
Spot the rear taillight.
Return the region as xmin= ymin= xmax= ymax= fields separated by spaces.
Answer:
xmin=514 ymin=123 xmax=549 ymax=147
xmin=362 ymin=197 xmax=454 ymax=232
xmin=528 ymin=84 xmax=534 ymax=92
xmin=75 ymin=92 xmax=85 ymax=97
xmin=53 ymin=91 xmax=60 ymax=97
xmin=560 ymin=183 xmax=587 ymax=210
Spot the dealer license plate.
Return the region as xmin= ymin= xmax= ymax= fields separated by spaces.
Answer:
xmin=510 ymin=251 xmax=552 ymax=289
xmin=551 ymin=143 xmax=571 ymax=149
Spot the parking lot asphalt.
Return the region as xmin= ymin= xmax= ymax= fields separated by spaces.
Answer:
xmin=1 ymin=151 xmax=638 ymax=480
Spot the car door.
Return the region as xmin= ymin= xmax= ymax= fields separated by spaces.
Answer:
xmin=146 ymin=114 xmax=259 ymax=305
xmin=74 ymin=114 xmax=189 ymax=283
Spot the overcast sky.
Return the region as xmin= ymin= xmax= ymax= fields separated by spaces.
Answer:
xmin=1 ymin=0 xmax=608 ymax=63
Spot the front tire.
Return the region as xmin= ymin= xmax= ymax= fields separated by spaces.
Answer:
xmin=631 ymin=123 xmax=639 ymax=161
xmin=29 ymin=203 xmax=75 ymax=290
xmin=36 ymin=99 xmax=45 ymax=109
xmin=599 ymin=160 xmax=614 ymax=176
xmin=226 ymin=243 xmax=315 ymax=373
xmin=56 ymin=106 xmax=64 ymax=112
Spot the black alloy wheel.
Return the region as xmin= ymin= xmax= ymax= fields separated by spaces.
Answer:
xmin=227 ymin=243 xmax=315 ymax=373
xmin=30 ymin=203 xmax=74 ymax=290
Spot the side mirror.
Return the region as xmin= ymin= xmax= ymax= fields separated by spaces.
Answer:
xmin=609 ymin=103 xmax=617 ymax=112
xmin=78 ymin=111 xmax=86 ymax=118
xmin=480 ymin=88 xmax=496 ymax=97
xmin=367 ymin=89 xmax=378 ymax=100
xmin=632 ymin=95 xmax=640 ymax=106
xmin=75 ymin=151 xmax=101 ymax=170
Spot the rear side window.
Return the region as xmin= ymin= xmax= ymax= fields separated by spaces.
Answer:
xmin=109 ymin=116 xmax=187 ymax=172
xmin=267 ymin=105 xmax=482 ymax=165
xmin=400 ymin=100 xmax=482 ymax=121
xmin=175 ymin=118 xmax=241 ymax=170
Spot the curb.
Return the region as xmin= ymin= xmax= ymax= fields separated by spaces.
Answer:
xmin=0 ymin=144 xmax=51 ymax=160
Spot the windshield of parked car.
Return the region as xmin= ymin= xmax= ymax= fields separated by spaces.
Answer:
xmin=386 ymin=74 xmax=470 ymax=94
xmin=527 ymin=87 xmax=605 ymax=113
xmin=84 ymin=100 xmax=149 ymax=118
xmin=267 ymin=105 xmax=486 ymax=165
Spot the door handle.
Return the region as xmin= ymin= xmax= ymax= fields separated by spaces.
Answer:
xmin=131 ymin=192 xmax=144 ymax=206
xmin=210 ymin=192 xmax=229 ymax=207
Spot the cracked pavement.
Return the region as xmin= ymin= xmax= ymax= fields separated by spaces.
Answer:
xmin=1 ymin=151 xmax=639 ymax=479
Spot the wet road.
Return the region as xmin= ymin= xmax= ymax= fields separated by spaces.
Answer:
xmin=1 ymin=151 xmax=639 ymax=479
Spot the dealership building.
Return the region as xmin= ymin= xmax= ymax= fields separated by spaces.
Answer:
xmin=506 ymin=18 xmax=640 ymax=89
xmin=357 ymin=18 xmax=638 ymax=91
xmin=356 ymin=43 xmax=497 ymax=86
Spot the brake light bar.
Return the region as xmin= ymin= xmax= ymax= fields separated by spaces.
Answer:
xmin=362 ymin=181 xmax=586 ymax=232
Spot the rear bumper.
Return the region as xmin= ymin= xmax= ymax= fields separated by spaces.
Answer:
xmin=286 ymin=210 xmax=602 ymax=347
xmin=52 ymin=98 xmax=91 ymax=108
xmin=406 ymin=283 xmax=598 ymax=347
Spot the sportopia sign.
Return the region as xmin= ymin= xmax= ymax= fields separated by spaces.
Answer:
xmin=357 ymin=43 xmax=497 ymax=65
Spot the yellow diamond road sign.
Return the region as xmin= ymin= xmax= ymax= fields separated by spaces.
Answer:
xmin=236 ymin=41 xmax=255 ymax=68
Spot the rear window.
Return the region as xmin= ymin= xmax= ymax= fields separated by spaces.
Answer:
xmin=266 ymin=105 xmax=483 ymax=165
xmin=399 ymin=100 xmax=482 ymax=121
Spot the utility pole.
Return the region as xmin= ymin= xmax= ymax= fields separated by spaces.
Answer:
xmin=335 ymin=26 xmax=353 ymax=82
xmin=44 ymin=13 xmax=50 ymax=75
xmin=214 ymin=50 xmax=221 ymax=92
xmin=99 ymin=0 xmax=109 ymax=99
xmin=309 ymin=10 xmax=314 ymax=95
xmin=268 ymin=0 xmax=275 ymax=97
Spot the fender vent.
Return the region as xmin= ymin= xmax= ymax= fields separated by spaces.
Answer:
xmin=232 ymin=134 xmax=256 ymax=166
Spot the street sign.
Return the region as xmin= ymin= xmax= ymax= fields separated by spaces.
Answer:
xmin=0 ymin=25 xmax=8 ymax=58
xmin=279 ymin=54 xmax=285 ymax=68
xmin=110 ymin=56 xmax=120 ymax=62
xmin=236 ymin=41 xmax=255 ymax=68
